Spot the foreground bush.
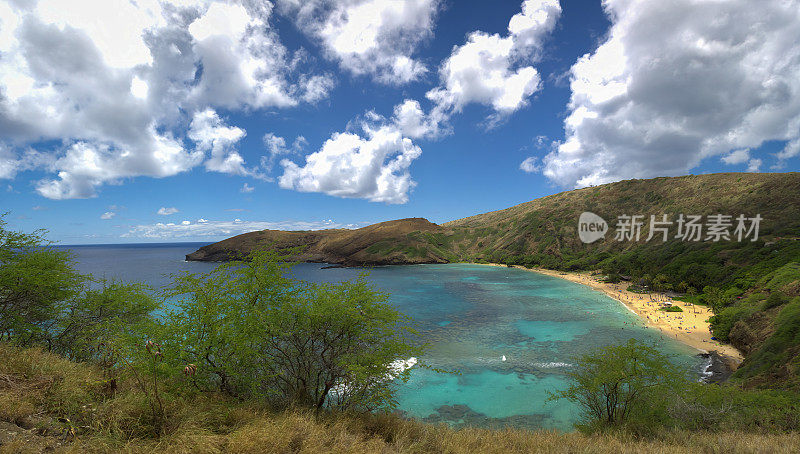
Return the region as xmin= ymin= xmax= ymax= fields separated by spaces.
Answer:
xmin=161 ymin=249 xmax=422 ymax=412
xmin=551 ymin=339 xmax=800 ymax=437
xmin=0 ymin=215 xmax=159 ymax=363
xmin=0 ymin=217 xmax=83 ymax=345
xmin=550 ymin=339 xmax=685 ymax=430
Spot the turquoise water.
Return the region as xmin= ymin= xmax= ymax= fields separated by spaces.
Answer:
xmin=60 ymin=244 xmax=702 ymax=431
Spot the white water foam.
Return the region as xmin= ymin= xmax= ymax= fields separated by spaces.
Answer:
xmin=330 ymin=357 xmax=418 ymax=397
xmin=699 ymin=355 xmax=714 ymax=382
xmin=389 ymin=357 xmax=418 ymax=376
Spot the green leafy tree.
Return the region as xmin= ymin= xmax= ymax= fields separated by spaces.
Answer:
xmin=551 ymin=339 xmax=684 ymax=429
xmin=53 ymin=279 xmax=160 ymax=362
xmin=257 ymin=278 xmax=418 ymax=411
xmin=163 ymin=250 xmax=422 ymax=411
xmin=709 ymin=305 xmax=754 ymax=342
xmin=652 ymin=273 xmax=672 ymax=292
xmin=702 ymin=286 xmax=727 ymax=312
xmin=161 ymin=252 xmax=284 ymax=395
xmin=0 ymin=216 xmax=83 ymax=345
xmin=1 ymin=216 xmax=160 ymax=377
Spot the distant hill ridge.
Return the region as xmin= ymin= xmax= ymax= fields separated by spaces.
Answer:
xmin=188 ymin=172 xmax=800 ymax=267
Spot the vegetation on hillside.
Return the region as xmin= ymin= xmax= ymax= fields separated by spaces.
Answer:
xmin=444 ymin=174 xmax=799 ymax=292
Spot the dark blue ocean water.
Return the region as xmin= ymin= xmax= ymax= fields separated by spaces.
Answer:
xmin=58 ymin=243 xmax=702 ymax=431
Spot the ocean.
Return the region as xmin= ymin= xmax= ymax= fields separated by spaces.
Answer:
xmin=58 ymin=242 xmax=704 ymax=431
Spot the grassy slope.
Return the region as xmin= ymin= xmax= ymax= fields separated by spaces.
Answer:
xmin=443 ymin=172 xmax=800 ymax=268
xmin=2 ymin=343 xmax=800 ymax=454
xmin=728 ymin=263 xmax=800 ymax=388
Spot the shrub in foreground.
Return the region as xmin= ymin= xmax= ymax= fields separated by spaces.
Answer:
xmin=550 ymin=339 xmax=684 ymax=430
xmin=162 ymin=249 xmax=422 ymax=412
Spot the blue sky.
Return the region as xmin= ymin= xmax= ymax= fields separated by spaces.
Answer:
xmin=1 ymin=0 xmax=799 ymax=244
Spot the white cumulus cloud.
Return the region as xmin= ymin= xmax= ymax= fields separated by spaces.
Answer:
xmin=391 ymin=99 xmax=446 ymax=140
xmin=747 ymin=159 xmax=762 ymax=173
xmin=277 ymin=0 xmax=440 ymax=84
xmin=542 ymin=0 xmax=800 ymax=188
xmin=721 ymin=149 xmax=751 ymax=166
xmin=123 ymin=218 xmax=364 ymax=240
xmin=426 ymin=0 xmax=561 ymax=120
xmin=0 ymin=0 xmax=331 ymax=198
xmin=35 ymin=138 xmax=200 ymax=199
xmin=262 ymin=133 xmax=307 ymax=172
xmin=279 ymin=122 xmax=422 ymax=204
xmin=188 ymin=109 xmax=259 ymax=178
xmin=519 ymin=156 xmax=540 ymax=173
xmin=778 ymin=139 xmax=800 ymax=162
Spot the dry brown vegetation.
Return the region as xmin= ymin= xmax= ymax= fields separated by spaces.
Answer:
xmin=2 ymin=343 xmax=800 ymax=454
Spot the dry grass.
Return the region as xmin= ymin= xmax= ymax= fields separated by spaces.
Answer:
xmin=0 ymin=344 xmax=100 ymax=428
xmin=66 ymin=416 xmax=800 ymax=454
xmin=2 ymin=343 xmax=800 ymax=453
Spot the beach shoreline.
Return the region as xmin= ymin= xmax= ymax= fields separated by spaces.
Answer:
xmin=475 ymin=263 xmax=744 ymax=366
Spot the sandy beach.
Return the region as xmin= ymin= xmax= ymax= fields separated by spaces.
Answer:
xmin=480 ymin=263 xmax=744 ymax=364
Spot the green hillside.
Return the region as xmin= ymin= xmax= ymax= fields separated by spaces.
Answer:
xmin=444 ymin=172 xmax=799 ymax=273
